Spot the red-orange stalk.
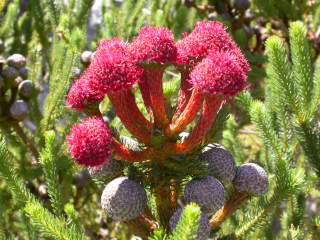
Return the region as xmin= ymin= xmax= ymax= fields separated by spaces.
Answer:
xmin=144 ymin=70 xmax=170 ymax=128
xmin=172 ymin=71 xmax=193 ymax=122
xmin=175 ymin=95 xmax=223 ymax=154
xmin=108 ymin=90 xmax=152 ymax=145
xmin=112 ymin=139 xmax=154 ymax=162
xmin=165 ymin=88 xmax=203 ymax=138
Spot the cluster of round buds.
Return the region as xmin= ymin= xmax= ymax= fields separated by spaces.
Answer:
xmin=169 ymin=207 xmax=210 ymax=240
xmin=200 ymin=144 xmax=236 ymax=183
xmin=0 ymin=51 xmax=34 ymax=121
xmin=184 ymin=176 xmax=225 ymax=216
xmin=70 ymin=50 xmax=94 ymax=81
xmin=101 ymin=177 xmax=147 ymax=221
xmin=233 ymin=163 xmax=268 ymax=195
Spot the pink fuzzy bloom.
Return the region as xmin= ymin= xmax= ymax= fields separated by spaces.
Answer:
xmin=89 ymin=39 xmax=143 ymax=92
xmin=189 ymin=51 xmax=247 ymax=96
xmin=176 ymin=21 xmax=249 ymax=73
xmin=66 ymin=70 xmax=105 ymax=111
xmin=67 ymin=117 xmax=113 ymax=167
xmin=131 ymin=27 xmax=177 ymax=64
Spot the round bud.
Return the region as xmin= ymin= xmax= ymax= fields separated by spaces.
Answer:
xmin=18 ymin=80 xmax=34 ymax=98
xmin=2 ymin=66 xmax=19 ymax=81
xmin=73 ymin=170 xmax=90 ymax=188
xmin=10 ymin=100 xmax=28 ymax=121
xmin=71 ymin=67 xmax=82 ymax=80
xmin=233 ymin=163 xmax=268 ymax=196
xmin=233 ymin=0 xmax=250 ymax=11
xmin=169 ymin=208 xmax=210 ymax=240
xmin=19 ymin=67 xmax=29 ymax=79
xmin=38 ymin=184 xmax=48 ymax=196
xmin=80 ymin=51 xmax=93 ymax=66
xmin=101 ymin=177 xmax=147 ymax=221
xmin=201 ymin=144 xmax=236 ymax=183
xmin=7 ymin=54 xmax=26 ymax=69
xmin=184 ymin=176 xmax=225 ymax=216
xmin=88 ymin=158 xmax=123 ymax=180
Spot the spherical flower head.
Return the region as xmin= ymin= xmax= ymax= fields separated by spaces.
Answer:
xmin=169 ymin=208 xmax=210 ymax=240
xmin=189 ymin=51 xmax=247 ymax=96
xmin=66 ymin=70 xmax=105 ymax=111
xmin=101 ymin=177 xmax=147 ymax=221
xmin=131 ymin=27 xmax=177 ymax=64
xmin=233 ymin=163 xmax=268 ymax=196
xmin=184 ymin=176 xmax=225 ymax=216
xmin=89 ymin=39 xmax=143 ymax=92
xmin=67 ymin=117 xmax=112 ymax=167
xmin=201 ymin=144 xmax=236 ymax=183
xmin=176 ymin=21 xmax=250 ymax=73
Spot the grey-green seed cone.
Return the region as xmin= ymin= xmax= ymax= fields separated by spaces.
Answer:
xmin=88 ymin=158 xmax=123 ymax=180
xmin=201 ymin=144 xmax=236 ymax=183
xmin=7 ymin=54 xmax=26 ymax=69
xmin=233 ymin=163 xmax=268 ymax=196
xmin=101 ymin=177 xmax=147 ymax=221
xmin=184 ymin=176 xmax=225 ymax=216
xmin=10 ymin=100 xmax=28 ymax=121
xmin=169 ymin=208 xmax=210 ymax=240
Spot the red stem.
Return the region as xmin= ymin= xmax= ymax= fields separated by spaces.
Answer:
xmin=175 ymin=95 xmax=223 ymax=154
xmin=144 ymin=70 xmax=170 ymax=128
xmin=108 ymin=90 xmax=152 ymax=145
xmin=165 ymin=88 xmax=203 ymax=137
xmin=172 ymin=71 xmax=193 ymax=122
xmin=112 ymin=139 xmax=154 ymax=162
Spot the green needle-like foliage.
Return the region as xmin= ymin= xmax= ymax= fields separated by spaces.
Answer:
xmin=168 ymin=203 xmax=201 ymax=240
xmin=39 ymin=131 xmax=62 ymax=215
xmin=25 ymin=199 xmax=86 ymax=240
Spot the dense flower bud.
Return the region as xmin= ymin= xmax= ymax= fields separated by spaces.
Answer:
xmin=233 ymin=163 xmax=268 ymax=196
xmin=7 ymin=54 xmax=26 ymax=69
xmin=88 ymin=158 xmax=123 ymax=180
xmin=89 ymin=39 xmax=143 ymax=92
xmin=71 ymin=67 xmax=82 ymax=80
xmin=201 ymin=144 xmax=236 ymax=183
xmin=10 ymin=100 xmax=29 ymax=121
xmin=67 ymin=117 xmax=112 ymax=167
xmin=176 ymin=21 xmax=249 ymax=73
xmin=189 ymin=51 xmax=247 ymax=96
xmin=101 ymin=177 xmax=147 ymax=221
xmin=66 ymin=70 xmax=105 ymax=111
xmin=184 ymin=176 xmax=225 ymax=215
xmin=131 ymin=27 xmax=177 ymax=64
xmin=169 ymin=207 xmax=210 ymax=240
xmin=80 ymin=51 xmax=93 ymax=66
xmin=19 ymin=67 xmax=29 ymax=79
xmin=18 ymin=80 xmax=34 ymax=98
xmin=2 ymin=66 xmax=19 ymax=81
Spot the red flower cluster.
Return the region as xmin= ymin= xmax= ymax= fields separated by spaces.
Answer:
xmin=66 ymin=21 xmax=250 ymax=167
xmin=67 ymin=117 xmax=112 ymax=167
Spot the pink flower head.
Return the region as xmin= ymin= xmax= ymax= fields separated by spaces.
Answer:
xmin=89 ymin=39 xmax=143 ymax=92
xmin=66 ymin=71 xmax=105 ymax=111
xmin=131 ymin=27 xmax=177 ymax=64
xmin=176 ymin=21 xmax=249 ymax=73
xmin=189 ymin=51 xmax=247 ymax=96
xmin=67 ymin=117 xmax=113 ymax=167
